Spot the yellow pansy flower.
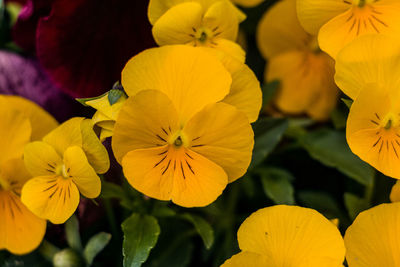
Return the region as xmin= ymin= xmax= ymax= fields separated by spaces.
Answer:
xmin=21 ymin=117 xmax=110 ymax=224
xmin=114 ymin=45 xmax=255 ymax=207
xmin=257 ymin=0 xmax=339 ymax=120
xmin=0 ymin=95 xmax=57 ymax=255
xmin=221 ymin=205 xmax=346 ymax=267
xmin=85 ymin=90 xmax=127 ymax=141
xmin=148 ymin=0 xmax=246 ymax=62
xmin=345 ymin=202 xmax=400 ymax=266
xmin=335 ymin=35 xmax=400 ymax=178
xmin=297 ymin=0 xmax=400 ymax=58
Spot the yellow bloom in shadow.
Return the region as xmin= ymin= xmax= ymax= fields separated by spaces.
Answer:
xmin=257 ymin=0 xmax=339 ymax=120
xmin=0 ymin=95 xmax=57 ymax=255
xmin=221 ymin=205 xmax=345 ymax=267
xmin=345 ymin=203 xmax=400 ymax=266
xmin=148 ymin=0 xmax=246 ymax=62
xmin=86 ymin=91 xmax=127 ymax=141
xmin=335 ymin=35 xmax=400 ymax=178
xmin=21 ymin=118 xmax=110 ymax=224
xmin=297 ymin=0 xmax=400 ymax=58
xmin=114 ymin=46 xmax=254 ymax=207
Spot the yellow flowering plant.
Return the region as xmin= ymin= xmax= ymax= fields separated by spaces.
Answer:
xmin=0 ymin=95 xmax=58 ymax=255
xmin=5 ymin=0 xmax=400 ymax=266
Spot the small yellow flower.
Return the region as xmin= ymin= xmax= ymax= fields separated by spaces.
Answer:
xmin=114 ymin=45 xmax=255 ymax=207
xmin=345 ymin=202 xmax=400 ymax=266
xmin=85 ymin=90 xmax=127 ymax=141
xmin=221 ymin=205 xmax=345 ymax=267
xmin=257 ymin=0 xmax=339 ymax=120
xmin=21 ymin=117 xmax=110 ymax=224
xmin=335 ymin=35 xmax=400 ymax=178
xmin=297 ymin=0 xmax=400 ymax=58
xmin=0 ymin=95 xmax=57 ymax=255
xmin=148 ymin=0 xmax=246 ymax=62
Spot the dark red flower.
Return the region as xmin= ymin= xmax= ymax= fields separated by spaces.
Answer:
xmin=13 ymin=0 xmax=155 ymax=98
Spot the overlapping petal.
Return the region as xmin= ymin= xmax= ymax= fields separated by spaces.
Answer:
xmin=345 ymin=203 xmax=400 ymax=267
xmin=335 ymin=34 xmax=400 ymax=100
xmin=121 ymin=46 xmax=231 ymax=124
xmin=257 ymin=0 xmax=311 ymax=59
xmin=183 ymin=102 xmax=254 ymax=182
xmin=229 ymin=205 xmax=345 ymax=267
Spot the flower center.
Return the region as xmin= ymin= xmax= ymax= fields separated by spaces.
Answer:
xmin=174 ymin=136 xmax=183 ymax=147
xmin=190 ymin=26 xmax=222 ymax=47
xmin=55 ymin=164 xmax=70 ymax=179
xmin=382 ymin=113 xmax=399 ymax=131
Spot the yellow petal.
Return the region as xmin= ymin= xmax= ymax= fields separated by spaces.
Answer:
xmin=306 ymin=74 xmax=339 ymax=121
xmin=121 ymin=45 xmax=231 ymax=124
xmin=92 ymin=111 xmax=113 ymax=126
xmin=183 ymin=102 xmax=254 ymax=182
xmin=99 ymin=128 xmax=114 ymax=142
xmin=152 ymin=2 xmax=203 ymax=46
xmin=0 ymin=109 xmax=31 ymax=163
xmin=213 ymin=38 xmax=246 ymax=63
xmin=43 ymin=117 xmax=84 ymax=156
xmin=296 ymin=0 xmax=350 ymax=35
xmin=80 ymin=119 xmax=110 ymax=174
xmin=0 ymin=191 xmax=46 ymax=255
xmin=221 ymin=56 xmax=262 ymax=123
xmin=112 ymin=90 xmax=179 ymax=163
xmin=346 ymin=83 xmax=400 ymax=178
xmin=43 ymin=118 xmax=110 ymax=174
xmin=24 ymin=141 xmax=63 ymax=177
xmin=122 ymin=146 xmax=227 ymax=207
xmin=266 ymin=50 xmax=336 ymax=116
xmin=231 ymin=0 xmax=263 ymax=7
xmin=2 ymin=95 xmax=58 ymax=141
xmin=257 ymin=0 xmax=312 ymax=59
xmin=86 ymin=92 xmax=127 ymax=122
xmin=335 ymin=34 xmax=400 ymax=100
xmin=344 ymin=203 xmax=400 ymax=267
xmin=390 ymin=180 xmax=400 ymax=202
xmin=237 ymin=205 xmax=345 ymax=267
xmin=202 ymin=1 xmax=239 ymax=41
xmin=21 ymin=176 xmax=80 ymax=224
xmin=319 ymin=3 xmax=400 ymax=59
xmin=221 ymin=251 xmax=268 ymax=267
xmin=148 ymin=0 xmax=245 ymax=25
xmin=0 ymin=158 xmax=32 ymax=194
xmin=63 ymin=146 xmax=101 ymax=199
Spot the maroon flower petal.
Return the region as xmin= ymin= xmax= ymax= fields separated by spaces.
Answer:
xmin=0 ymin=50 xmax=83 ymax=121
xmin=12 ymin=0 xmax=52 ymax=52
xmin=36 ymin=0 xmax=155 ymax=98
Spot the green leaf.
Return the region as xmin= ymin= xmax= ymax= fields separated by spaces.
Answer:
xmin=122 ymin=214 xmax=160 ymax=267
xmin=344 ymin=193 xmax=370 ymax=220
xmin=341 ymin=98 xmax=353 ymax=109
xmin=261 ymin=80 xmax=280 ymax=107
xmin=108 ymin=89 xmax=125 ymax=105
xmin=181 ymin=214 xmax=214 ymax=249
xmin=257 ymin=167 xmax=295 ymax=205
xmin=299 ymin=129 xmax=374 ymax=186
xmin=152 ymin=202 xmax=176 ymax=218
xmin=65 ymin=215 xmax=83 ymax=252
xmin=250 ymin=118 xmax=288 ymax=169
xmin=83 ymin=232 xmax=112 ymax=266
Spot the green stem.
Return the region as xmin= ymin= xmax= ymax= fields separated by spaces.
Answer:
xmin=104 ymin=199 xmax=120 ymax=241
